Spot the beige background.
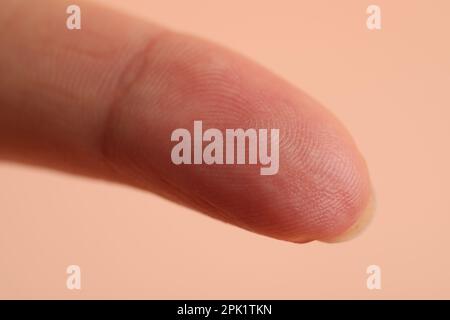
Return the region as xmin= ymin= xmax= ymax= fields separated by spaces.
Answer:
xmin=1 ymin=0 xmax=450 ymax=299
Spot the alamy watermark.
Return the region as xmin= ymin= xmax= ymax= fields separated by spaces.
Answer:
xmin=170 ymin=121 xmax=279 ymax=175
xmin=66 ymin=265 xmax=81 ymax=290
xmin=366 ymin=264 xmax=381 ymax=290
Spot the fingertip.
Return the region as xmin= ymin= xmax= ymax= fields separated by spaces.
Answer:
xmin=320 ymin=186 xmax=376 ymax=243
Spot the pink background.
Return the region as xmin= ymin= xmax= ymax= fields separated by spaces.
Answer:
xmin=1 ymin=0 xmax=449 ymax=298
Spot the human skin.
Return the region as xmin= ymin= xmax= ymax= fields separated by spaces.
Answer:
xmin=0 ymin=0 xmax=374 ymax=243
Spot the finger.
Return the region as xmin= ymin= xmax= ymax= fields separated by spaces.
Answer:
xmin=0 ymin=0 xmax=374 ymax=243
